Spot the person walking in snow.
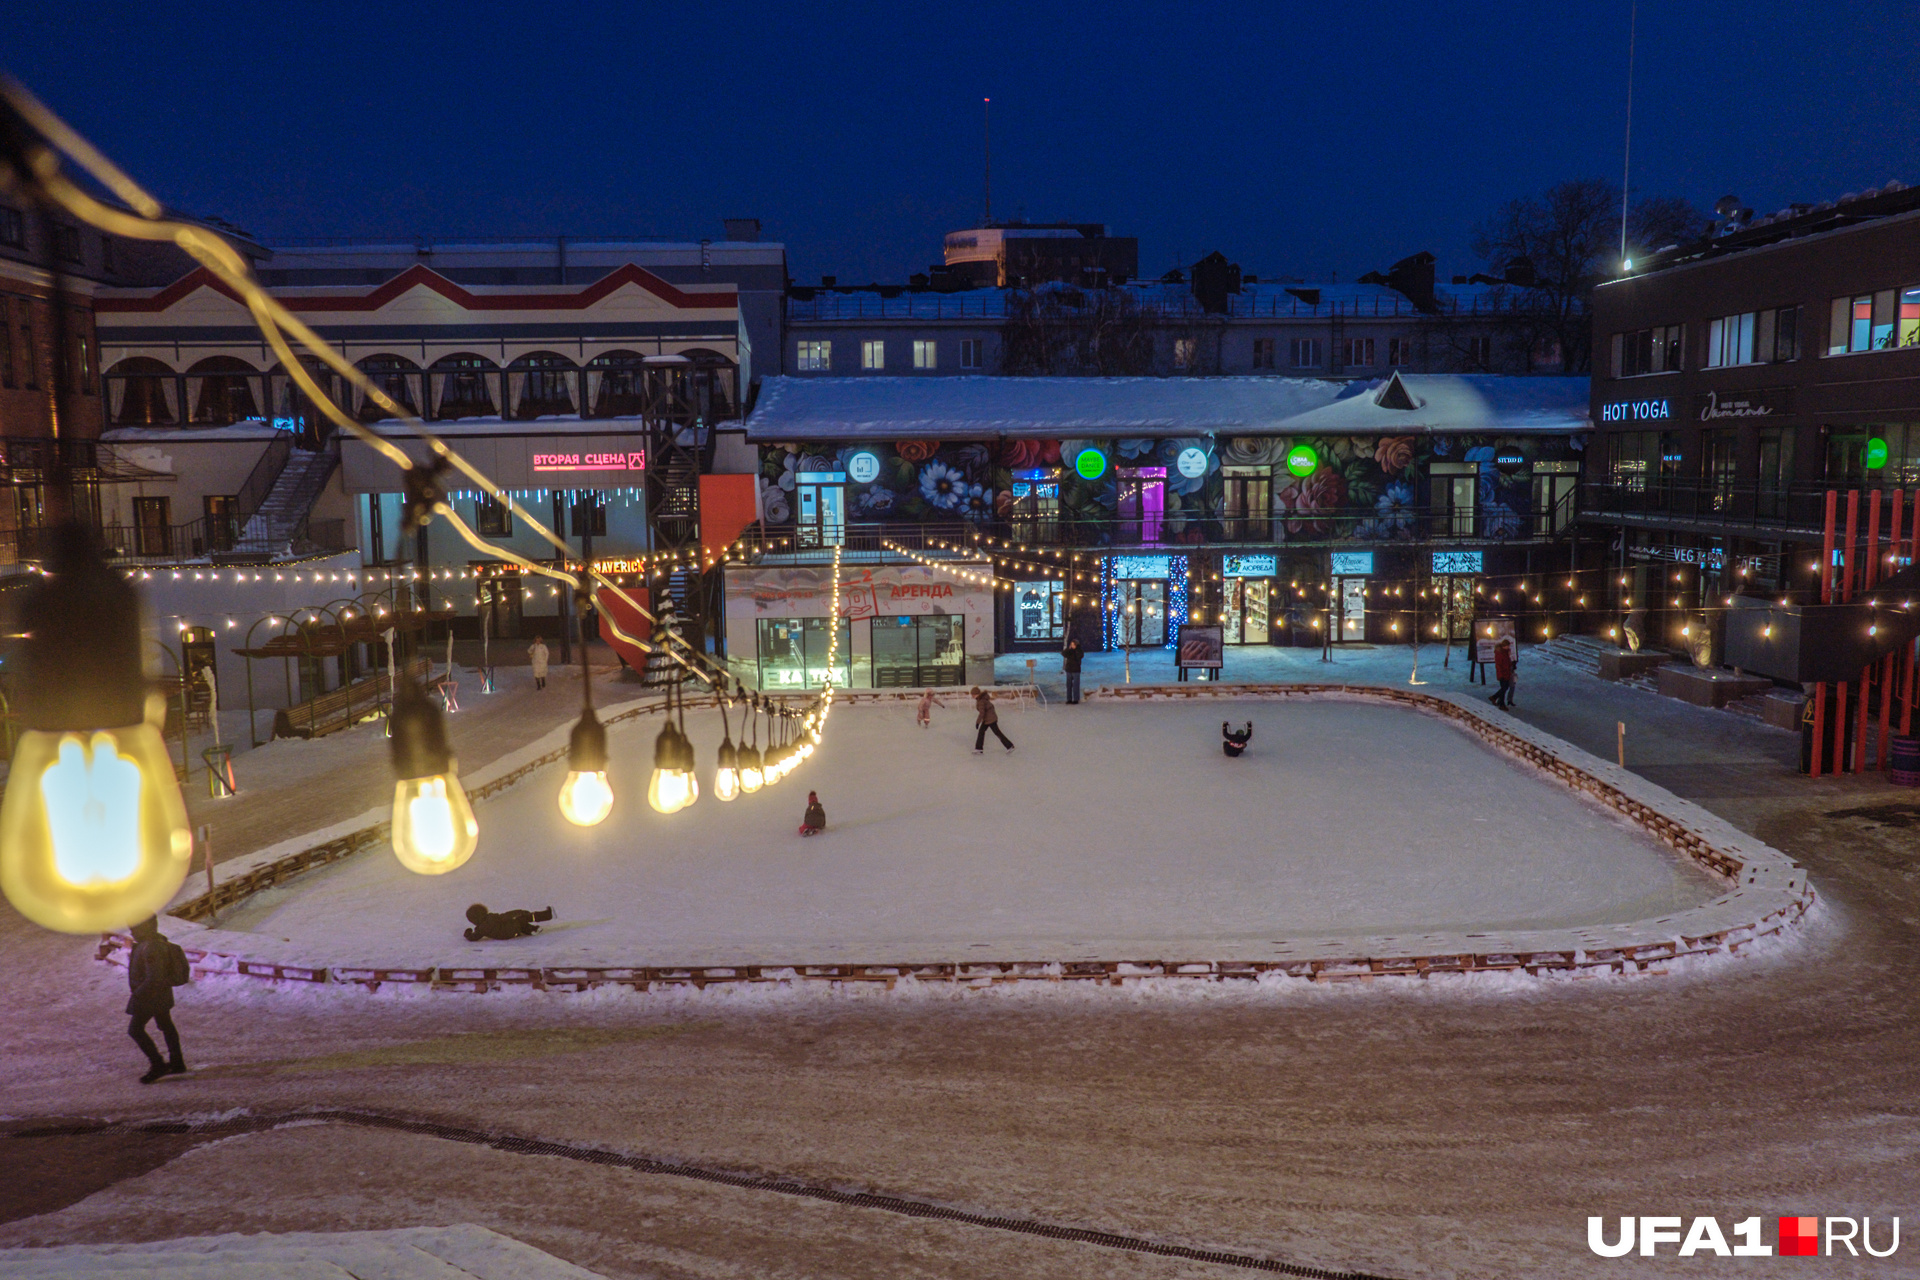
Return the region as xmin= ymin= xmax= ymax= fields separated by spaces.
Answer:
xmin=1222 ymin=721 xmax=1253 ymax=757
xmin=1489 ymin=637 xmax=1517 ymax=710
xmin=799 ymin=790 xmax=827 ymax=836
xmin=971 ymin=686 xmax=1014 ymax=754
xmin=915 ymin=689 xmax=946 ymax=728
xmin=1062 ymin=637 xmax=1084 ymax=705
xmin=126 ymin=916 xmax=189 ymax=1084
xmin=529 ymin=637 xmax=550 ymax=690
xmin=463 ymin=903 xmax=555 ymax=940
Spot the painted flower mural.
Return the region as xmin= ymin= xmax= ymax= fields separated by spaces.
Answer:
xmin=896 ymin=440 xmax=939 ymax=463
xmin=1275 ymin=467 xmax=1348 ymax=536
xmin=1374 ymin=436 xmax=1415 ymax=475
xmin=1223 ymin=436 xmax=1288 ymax=467
xmin=1000 ymin=438 xmax=1062 ymax=470
xmin=918 ymin=460 xmax=969 ymax=510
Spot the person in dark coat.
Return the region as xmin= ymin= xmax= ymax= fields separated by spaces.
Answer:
xmin=1062 ymin=638 xmax=1084 ymax=705
xmin=799 ymin=790 xmax=827 ymax=836
xmin=1489 ymin=638 xmax=1517 ymax=709
xmin=971 ymin=686 xmax=1014 ymax=753
xmin=126 ymin=916 xmax=185 ymax=1084
xmin=1222 ymin=721 xmax=1253 ymax=757
xmin=463 ymin=903 xmax=555 ymax=941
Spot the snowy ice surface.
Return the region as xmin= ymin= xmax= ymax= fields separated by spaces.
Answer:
xmin=0 ymin=1224 xmax=607 ymax=1278
xmin=197 ymin=697 xmax=1724 ymax=972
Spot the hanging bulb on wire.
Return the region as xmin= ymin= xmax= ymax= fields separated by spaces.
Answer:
xmin=714 ymin=699 xmax=741 ymax=802
xmin=0 ymin=527 xmax=193 ymax=934
xmin=388 ymin=678 xmax=479 ymax=874
xmin=738 ymin=699 xmax=765 ymax=793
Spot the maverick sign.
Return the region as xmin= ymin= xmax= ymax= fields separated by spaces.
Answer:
xmin=1695 ymin=386 xmax=1795 ymax=422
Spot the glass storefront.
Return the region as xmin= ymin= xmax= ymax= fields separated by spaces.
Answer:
xmin=1116 ymin=580 xmax=1167 ymax=647
xmin=1012 ymin=580 xmax=1066 ymax=642
xmin=871 ymin=615 xmax=966 ymax=687
xmin=1224 ymin=579 xmax=1269 ymax=643
xmin=756 ymin=617 xmax=851 ymax=689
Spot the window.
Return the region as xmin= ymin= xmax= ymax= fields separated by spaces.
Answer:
xmin=569 ymin=493 xmax=606 ymax=537
xmin=0 ymin=206 xmax=23 ymax=249
xmin=1173 ymin=338 xmax=1196 ymax=369
xmin=1222 ymin=468 xmax=1271 ymax=541
xmin=795 ymin=471 xmax=846 ymax=548
xmin=959 ymin=338 xmax=983 ymax=369
xmin=1703 ymin=429 xmax=1738 ymax=511
xmin=1705 ymin=313 xmax=1756 ymax=368
xmin=1388 ymin=337 xmax=1415 ymax=366
xmin=1532 ymin=461 xmax=1579 ymax=534
xmin=1289 ymin=337 xmax=1320 ymax=368
xmin=1011 ymin=582 xmax=1066 ymax=643
xmin=912 ymin=339 xmax=937 ymax=370
xmin=203 ymin=496 xmax=238 ymax=552
xmin=1251 ymin=338 xmax=1275 ymax=369
xmin=1432 ymin=462 xmax=1477 ymax=536
xmin=756 ymin=617 xmax=851 ymax=690
xmin=1829 ymin=290 xmax=1896 ymax=354
xmin=53 ymin=222 xmax=83 ymax=264
xmin=1340 ymin=337 xmax=1375 ymax=367
xmin=1009 ymin=480 xmax=1059 ymax=543
xmin=861 ymin=339 xmax=885 ymax=371
xmin=796 ymin=340 xmax=831 ymax=372
xmin=1465 ymin=335 xmax=1493 ymax=366
xmin=477 ymin=494 xmax=512 ymax=537
xmin=872 ymin=615 xmax=966 ymax=686
xmin=1706 ymin=307 xmax=1798 ymax=367
xmin=19 ymin=304 xmax=36 ymax=389
xmin=1757 ymin=427 xmax=1794 ymax=518
xmin=429 ymin=353 xmax=497 ymax=419
xmin=133 ymin=497 xmax=171 ymax=557
xmin=1613 ymin=324 xmax=1684 ymax=376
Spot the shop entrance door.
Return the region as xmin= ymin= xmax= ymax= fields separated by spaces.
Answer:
xmin=1339 ymin=578 xmax=1367 ymax=641
xmin=1117 ymin=580 xmax=1167 ymax=647
xmin=1434 ymin=575 xmax=1475 ymax=641
xmin=871 ymin=615 xmax=966 ymax=687
xmin=1115 ymin=471 xmax=1166 ymax=544
xmin=476 ymin=570 xmax=524 ymax=640
xmin=1224 ymin=579 xmax=1270 ymax=643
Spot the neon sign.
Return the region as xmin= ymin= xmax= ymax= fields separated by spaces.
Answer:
xmin=532 ymin=451 xmax=645 ymax=472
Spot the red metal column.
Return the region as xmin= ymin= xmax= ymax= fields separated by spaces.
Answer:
xmin=1813 ymin=490 xmax=1836 ymax=776
xmin=1861 ymin=490 xmax=1882 ymax=771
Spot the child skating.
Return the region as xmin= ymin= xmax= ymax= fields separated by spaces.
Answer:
xmin=915 ymin=689 xmax=946 ymax=728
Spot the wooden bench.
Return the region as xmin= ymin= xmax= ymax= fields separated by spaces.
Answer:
xmin=273 ymin=657 xmax=428 ymax=740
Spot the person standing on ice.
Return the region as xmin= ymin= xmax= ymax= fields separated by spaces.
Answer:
xmin=1062 ymin=637 xmax=1084 ymax=705
xmin=915 ymin=689 xmax=945 ymax=728
xmin=529 ymin=636 xmax=550 ymax=691
xmin=799 ymin=790 xmax=827 ymax=836
xmin=126 ymin=916 xmax=189 ymax=1084
xmin=1489 ymin=637 xmax=1517 ymax=709
xmin=971 ymin=686 xmax=1014 ymax=754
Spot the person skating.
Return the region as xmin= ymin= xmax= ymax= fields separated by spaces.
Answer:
xmin=463 ymin=903 xmax=555 ymax=941
xmin=972 ymin=686 xmax=1014 ymax=753
xmin=126 ymin=916 xmax=189 ymax=1084
xmin=1489 ymin=637 xmax=1517 ymax=709
xmin=799 ymin=790 xmax=827 ymax=836
xmin=915 ymin=689 xmax=946 ymax=728
xmin=1062 ymin=637 xmax=1084 ymax=705
xmin=1222 ymin=720 xmax=1253 ymax=757
xmin=528 ymin=637 xmax=550 ymax=690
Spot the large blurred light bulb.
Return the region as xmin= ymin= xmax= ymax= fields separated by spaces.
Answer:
xmin=388 ymin=679 xmax=478 ymax=874
xmin=0 ymin=527 xmax=192 ymax=934
xmin=558 ymin=708 xmax=613 ymax=827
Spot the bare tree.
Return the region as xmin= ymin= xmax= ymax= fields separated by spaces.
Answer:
xmin=1471 ymin=179 xmax=1709 ymax=373
xmin=1002 ymin=286 xmax=1158 ymax=376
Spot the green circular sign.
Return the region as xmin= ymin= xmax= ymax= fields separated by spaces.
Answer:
xmin=1866 ymin=437 xmax=1890 ymax=470
xmin=1074 ymin=447 xmax=1108 ymax=480
xmin=1285 ymin=444 xmax=1318 ymax=478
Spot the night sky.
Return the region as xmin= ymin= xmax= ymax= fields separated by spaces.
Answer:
xmin=11 ymin=1 xmax=1919 ymax=284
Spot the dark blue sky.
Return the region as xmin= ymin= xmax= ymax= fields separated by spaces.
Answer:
xmin=12 ymin=1 xmax=1919 ymax=284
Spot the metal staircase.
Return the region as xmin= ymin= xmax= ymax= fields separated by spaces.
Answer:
xmin=241 ymin=438 xmax=340 ymax=556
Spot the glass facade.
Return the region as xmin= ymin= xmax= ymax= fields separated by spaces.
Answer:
xmin=756 ymin=617 xmax=851 ymax=690
xmin=1012 ymin=580 xmax=1066 ymax=642
xmin=871 ymin=615 xmax=966 ymax=687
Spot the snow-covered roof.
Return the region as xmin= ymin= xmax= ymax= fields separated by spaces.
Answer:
xmin=784 ymin=279 xmax=1519 ymax=323
xmin=103 ymin=423 xmax=288 ymax=442
xmin=1279 ymin=374 xmax=1592 ymax=435
xmin=746 ymin=374 xmax=1589 ymax=441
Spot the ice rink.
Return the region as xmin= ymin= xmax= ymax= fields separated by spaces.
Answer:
xmin=212 ymin=695 xmax=1723 ymax=969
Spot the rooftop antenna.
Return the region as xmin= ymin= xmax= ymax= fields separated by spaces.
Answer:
xmin=983 ymin=97 xmax=992 ymax=225
xmin=1619 ymin=0 xmax=1637 ymax=270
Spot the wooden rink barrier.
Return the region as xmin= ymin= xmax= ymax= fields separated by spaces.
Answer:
xmin=98 ymin=683 xmax=1814 ymax=994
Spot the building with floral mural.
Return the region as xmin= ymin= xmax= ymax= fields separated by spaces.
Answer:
xmin=727 ymin=373 xmax=1592 ymax=679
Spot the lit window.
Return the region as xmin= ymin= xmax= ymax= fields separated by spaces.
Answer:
xmin=796 ymin=340 xmax=831 ymax=372
xmin=861 ymin=340 xmax=885 ymax=371
xmin=912 ymin=339 xmax=937 ymax=369
xmin=1829 ymin=291 xmax=1895 ymax=354
xmin=1173 ymin=339 xmax=1195 ymax=369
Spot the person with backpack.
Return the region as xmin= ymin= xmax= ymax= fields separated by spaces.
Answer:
xmin=971 ymin=686 xmax=1014 ymax=754
xmin=1062 ymin=637 xmax=1084 ymax=705
xmin=126 ymin=917 xmax=189 ymax=1084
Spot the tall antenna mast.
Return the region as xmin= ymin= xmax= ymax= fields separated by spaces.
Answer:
xmin=1619 ymin=0 xmax=1637 ymax=269
xmin=983 ymin=97 xmax=992 ymax=225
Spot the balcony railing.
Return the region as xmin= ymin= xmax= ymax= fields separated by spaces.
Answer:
xmin=0 ymin=514 xmax=354 ymax=569
xmin=1579 ymin=481 xmax=1840 ymax=535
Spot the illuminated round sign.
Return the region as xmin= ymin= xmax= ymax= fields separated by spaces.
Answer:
xmin=1866 ymin=437 xmax=1890 ymax=470
xmin=846 ymin=450 xmax=881 ymax=483
xmin=1285 ymin=444 xmax=1318 ymax=478
xmin=1073 ymin=447 xmax=1108 ymax=480
xmin=1495 ymin=449 xmax=1526 ymax=474
xmin=1175 ymin=446 xmax=1208 ymax=479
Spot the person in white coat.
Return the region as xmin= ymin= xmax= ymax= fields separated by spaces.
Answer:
xmin=529 ymin=637 xmax=550 ymax=690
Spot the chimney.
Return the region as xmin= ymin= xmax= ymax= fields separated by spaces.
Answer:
xmin=723 ymin=218 xmax=761 ymax=242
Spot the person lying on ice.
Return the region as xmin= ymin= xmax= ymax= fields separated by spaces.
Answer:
xmin=463 ymin=903 xmax=555 ymax=941
xmin=1222 ymin=721 xmax=1253 ymax=757
xmin=799 ymin=790 xmax=827 ymax=836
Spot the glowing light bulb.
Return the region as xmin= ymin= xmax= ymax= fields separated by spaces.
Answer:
xmin=558 ymin=769 xmax=614 ymax=826
xmin=715 ymin=737 xmax=741 ymax=803
xmin=647 ymin=724 xmax=695 ymax=814
xmin=392 ymin=775 xmax=479 ymax=872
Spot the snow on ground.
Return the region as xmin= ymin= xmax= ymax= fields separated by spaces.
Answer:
xmin=207 ymin=696 xmax=1720 ymax=970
